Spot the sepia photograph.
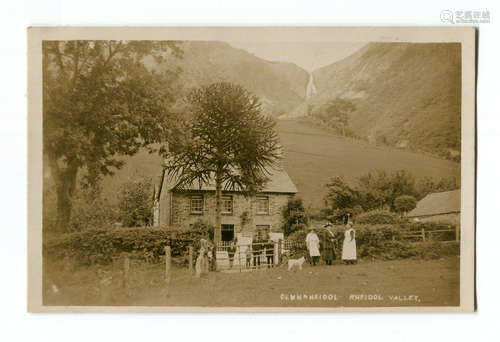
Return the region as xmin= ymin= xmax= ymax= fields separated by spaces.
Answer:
xmin=27 ymin=27 xmax=476 ymax=312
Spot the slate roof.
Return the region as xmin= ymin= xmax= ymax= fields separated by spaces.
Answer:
xmin=408 ymin=189 xmax=461 ymax=217
xmin=158 ymin=167 xmax=298 ymax=197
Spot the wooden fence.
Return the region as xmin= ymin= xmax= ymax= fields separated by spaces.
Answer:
xmin=215 ymin=241 xmax=283 ymax=272
xmin=400 ymin=225 xmax=459 ymax=243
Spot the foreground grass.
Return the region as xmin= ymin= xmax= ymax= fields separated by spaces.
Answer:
xmin=44 ymin=256 xmax=459 ymax=307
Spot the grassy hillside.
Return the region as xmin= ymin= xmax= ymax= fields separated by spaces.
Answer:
xmin=147 ymin=41 xmax=309 ymax=117
xmin=277 ymin=120 xmax=460 ymax=210
xmin=310 ymin=43 xmax=461 ymax=157
xmin=102 ymin=119 xmax=460 ymax=211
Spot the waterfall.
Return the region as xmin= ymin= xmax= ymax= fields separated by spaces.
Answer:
xmin=306 ymin=72 xmax=317 ymax=100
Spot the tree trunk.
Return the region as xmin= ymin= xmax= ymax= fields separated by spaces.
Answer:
xmin=48 ymin=154 xmax=79 ymax=234
xmin=214 ymin=174 xmax=222 ymax=243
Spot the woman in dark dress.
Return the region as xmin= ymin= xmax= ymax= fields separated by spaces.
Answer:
xmin=322 ymin=222 xmax=336 ymax=265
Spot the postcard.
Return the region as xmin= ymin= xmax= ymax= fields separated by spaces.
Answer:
xmin=27 ymin=26 xmax=476 ymax=312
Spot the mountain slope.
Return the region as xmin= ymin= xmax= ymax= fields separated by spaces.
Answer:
xmin=149 ymin=41 xmax=310 ymax=116
xmin=310 ymin=43 xmax=461 ymax=156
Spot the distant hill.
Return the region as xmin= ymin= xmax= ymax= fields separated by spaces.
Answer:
xmin=147 ymin=41 xmax=310 ymax=117
xmin=309 ymin=42 xmax=461 ymax=157
xmin=100 ymin=42 xmax=462 ymax=210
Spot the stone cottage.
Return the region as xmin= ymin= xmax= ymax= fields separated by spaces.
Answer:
xmin=153 ymin=168 xmax=298 ymax=241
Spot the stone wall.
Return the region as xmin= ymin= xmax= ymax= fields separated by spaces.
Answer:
xmin=412 ymin=212 xmax=460 ymax=225
xmin=162 ymin=190 xmax=294 ymax=235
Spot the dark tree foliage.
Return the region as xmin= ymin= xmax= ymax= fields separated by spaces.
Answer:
xmin=43 ymin=40 xmax=182 ymax=233
xmin=393 ymin=195 xmax=417 ymax=215
xmin=118 ymin=178 xmax=154 ymax=227
xmin=164 ymin=82 xmax=282 ymax=242
xmin=416 ymin=176 xmax=459 ymax=200
xmin=314 ymin=98 xmax=356 ymax=135
xmin=324 ymin=176 xmax=359 ymax=211
xmin=323 ymin=170 xmax=459 ymax=220
xmin=281 ymin=197 xmax=308 ymax=236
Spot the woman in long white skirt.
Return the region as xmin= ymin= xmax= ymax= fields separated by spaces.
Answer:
xmin=342 ymin=224 xmax=357 ymax=264
xmin=306 ymin=227 xmax=321 ymax=266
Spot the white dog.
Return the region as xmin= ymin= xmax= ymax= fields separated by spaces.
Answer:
xmin=287 ymin=256 xmax=306 ymax=271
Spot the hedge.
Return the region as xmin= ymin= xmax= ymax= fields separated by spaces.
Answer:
xmin=355 ymin=210 xmax=399 ymax=224
xmin=285 ymin=224 xmax=459 ymax=261
xmin=44 ymin=222 xmax=459 ymax=266
xmin=43 ymin=225 xmax=211 ymax=266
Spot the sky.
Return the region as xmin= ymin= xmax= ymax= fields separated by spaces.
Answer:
xmin=226 ymin=41 xmax=366 ymax=72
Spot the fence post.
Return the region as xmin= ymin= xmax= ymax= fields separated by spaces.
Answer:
xmin=123 ymin=253 xmax=130 ymax=292
xmin=421 ymin=228 xmax=426 ymax=242
xmin=188 ymin=246 xmax=193 ymax=276
xmin=165 ymin=246 xmax=171 ymax=286
xmin=98 ymin=268 xmax=113 ymax=304
xmin=455 ymin=224 xmax=460 ymax=242
xmin=63 ymin=251 xmax=72 ymax=273
xmin=277 ymin=239 xmax=282 ymax=265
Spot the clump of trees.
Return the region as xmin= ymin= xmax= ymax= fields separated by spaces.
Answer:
xmin=312 ymin=98 xmax=356 ymax=136
xmin=43 ymin=40 xmax=183 ymax=233
xmin=322 ymin=169 xmax=458 ymax=223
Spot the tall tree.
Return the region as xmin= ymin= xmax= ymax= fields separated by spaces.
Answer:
xmin=43 ymin=40 xmax=182 ymax=233
xmin=164 ymin=82 xmax=282 ymax=242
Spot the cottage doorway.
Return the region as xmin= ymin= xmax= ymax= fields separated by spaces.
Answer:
xmin=221 ymin=224 xmax=234 ymax=241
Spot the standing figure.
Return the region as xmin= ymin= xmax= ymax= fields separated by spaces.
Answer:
xmin=265 ymin=239 xmax=275 ymax=268
xmin=305 ymin=227 xmax=321 ymax=266
xmin=342 ymin=223 xmax=357 ymax=264
xmin=245 ymin=245 xmax=252 ymax=269
xmin=195 ymin=239 xmax=210 ymax=277
xmin=322 ymin=223 xmax=336 ymax=265
xmin=228 ymin=238 xmax=237 ymax=268
xmin=252 ymin=237 xmax=263 ymax=268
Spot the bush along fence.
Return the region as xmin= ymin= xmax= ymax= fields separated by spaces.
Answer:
xmin=285 ymin=222 xmax=460 ymax=261
xmin=44 ymin=222 xmax=460 ymax=270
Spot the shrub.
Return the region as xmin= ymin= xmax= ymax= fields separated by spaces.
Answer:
xmin=43 ymin=225 xmax=210 ymax=266
xmin=69 ymin=186 xmax=118 ymax=232
xmin=394 ymin=195 xmax=417 ymax=214
xmin=282 ymin=197 xmax=308 ymax=236
xmin=285 ymin=228 xmax=308 ymax=258
xmin=329 ymin=205 xmax=364 ymax=224
xmin=118 ymin=178 xmax=154 ymax=227
xmin=356 ymin=210 xmax=399 ymax=224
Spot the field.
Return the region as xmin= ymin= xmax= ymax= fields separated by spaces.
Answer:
xmin=276 ymin=119 xmax=460 ymax=209
xmin=101 ymin=119 xmax=460 ymax=210
xmin=44 ymin=256 xmax=459 ymax=307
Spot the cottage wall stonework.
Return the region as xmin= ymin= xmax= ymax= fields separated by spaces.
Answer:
xmin=160 ymin=190 xmax=294 ymax=235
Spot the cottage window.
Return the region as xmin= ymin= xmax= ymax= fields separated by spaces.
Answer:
xmin=190 ymin=195 xmax=204 ymax=214
xmin=222 ymin=195 xmax=233 ymax=215
xmin=256 ymin=196 xmax=269 ymax=215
